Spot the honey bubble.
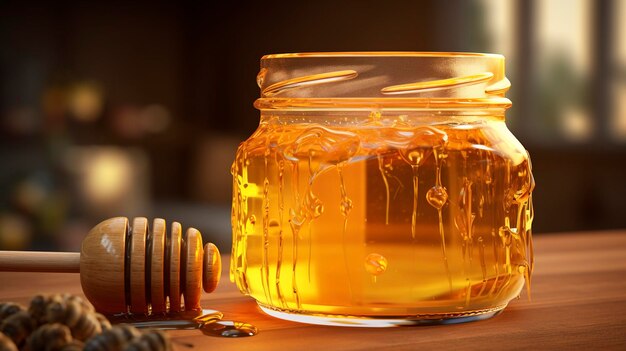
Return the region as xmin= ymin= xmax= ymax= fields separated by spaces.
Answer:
xmin=364 ymin=253 xmax=388 ymax=276
xmin=426 ymin=185 xmax=448 ymax=209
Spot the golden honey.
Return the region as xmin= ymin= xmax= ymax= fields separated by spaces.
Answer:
xmin=231 ymin=53 xmax=534 ymax=326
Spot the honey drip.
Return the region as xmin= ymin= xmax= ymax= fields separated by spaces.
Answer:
xmin=427 ymin=146 xmax=452 ymax=292
xmin=231 ymin=114 xmax=534 ymax=317
xmin=262 ymin=149 xmax=272 ymax=306
xmin=289 ymin=163 xmax=301 ymax=309
xmin=477 ymin=236 xmax=488 ymax=297
xmin=377 ymin=155 xmax=391 ymax=225
xmin=410 ymin=165 xmax=419 ymax=239
xmin=275 ymin=156 xmax=287 ymax=308
xmin=338 ymin=164 xmax=354 ymax=300
xmin=109 ymin=310 xmax=257 ymax=339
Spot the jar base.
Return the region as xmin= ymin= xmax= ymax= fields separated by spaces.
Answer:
xmin=257 ymin=302 xmax=506 ymax=327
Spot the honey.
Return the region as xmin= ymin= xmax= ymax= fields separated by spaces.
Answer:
xmin=231 ymin=52 xmax=534 ymax=326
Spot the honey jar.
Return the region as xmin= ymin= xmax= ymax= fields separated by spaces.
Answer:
xmin=230 ymin=52 xmax=534 ymax=326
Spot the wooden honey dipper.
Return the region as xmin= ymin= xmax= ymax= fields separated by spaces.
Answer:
xmin=0 ymin=217 xmax=221 ymax=315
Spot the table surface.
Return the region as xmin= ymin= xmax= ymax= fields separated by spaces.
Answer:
xmin=1 ymin=230 xmax=626 ymax=350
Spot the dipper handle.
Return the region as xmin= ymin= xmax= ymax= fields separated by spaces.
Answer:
xmin=0 ymin=251 xmax=80 ymax=273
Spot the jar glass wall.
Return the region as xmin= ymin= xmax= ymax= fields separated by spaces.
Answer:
xmin=230 ymin=52 xmax=534 ymax=326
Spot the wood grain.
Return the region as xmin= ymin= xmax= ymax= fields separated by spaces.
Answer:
xmin=168 ymin=222 xmax=182 ymax=312
xmin=129 ymin=217 xmax=147 ymax=314
xmin=182 ymin=228 xmax=202 ymax=311
xmin=202 ymin=242 xmax=221 ymax=293
xmin=2 ymin=230 xmax=625 ymax=350
xmin=150 ymin=218 xmax=166 ymax=313
xmin=79 ymin=216 xmax=127 ymax=314
xmin=0 ymin=251 xmax=80 ymax=273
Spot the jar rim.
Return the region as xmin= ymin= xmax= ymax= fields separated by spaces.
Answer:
xmin=257 ymin=51 xmax=510 ymax=108
xmin=254 ymin=97 xmax=512 ymax=111
xmin=261 ymin=51 xmax=505 ymax=59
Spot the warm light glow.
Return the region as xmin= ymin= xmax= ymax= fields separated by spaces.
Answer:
xmin=69 ymin=82 xmax=104 ymax=122
xmin=0 ymin=214 xmax=32 ymax=250
xmin=82 ymin=149 xmax=133 ymax=205
xmin=613 ymin=84 xmax=626 ymax=139
xmin=616 ymin=0 xmax=626 ymax=64
xmin=140 ymin=104 xmax=171 ymax=133
xmin=561 ymin=107 xmax=594 ymax=142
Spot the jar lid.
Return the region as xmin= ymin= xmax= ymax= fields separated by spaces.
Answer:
xmin=255 ymin=52 xmax=511 ymax=110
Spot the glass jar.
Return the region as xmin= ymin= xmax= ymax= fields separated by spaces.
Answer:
xmin=230 ymin=52 xmax=535 ymax=326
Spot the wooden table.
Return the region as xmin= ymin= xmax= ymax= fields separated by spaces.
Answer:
xmin=2 ymin=231 xmax=626 ymax=350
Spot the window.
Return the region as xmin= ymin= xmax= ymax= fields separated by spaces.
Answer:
xmin=483 ymin=0 xmax=625 ymax=146
xmin=613 ymin=0 xmax=626 ymax=140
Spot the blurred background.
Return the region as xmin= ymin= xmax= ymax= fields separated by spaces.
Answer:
xmin=0 ymin=0 xmax=625 ymax=252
